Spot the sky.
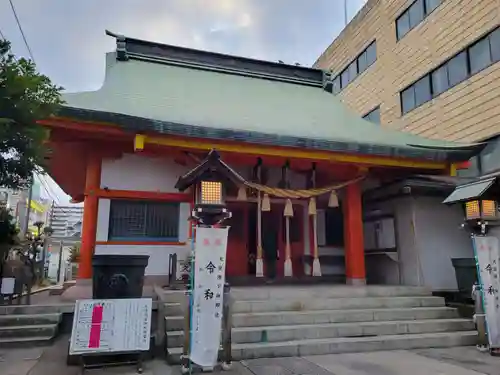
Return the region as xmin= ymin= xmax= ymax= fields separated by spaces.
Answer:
xmin=0 ymin=0 xmax=367 ymax=201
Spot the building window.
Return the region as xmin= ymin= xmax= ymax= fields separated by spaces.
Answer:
xmin=400 ymin=26 xmax=500 ymax=114
xmin=341 ymin=68 xmax=350 ymax=87
xmin=414 ymin=75 xmax=432 ymax=107
xmin=408 ymin=0 xmax=424 ymax=29
xmin=108 ymin=200 xmax=180 ymax=241
xmin=469 ymin=37 xmax=492 ymax=75
xmin=332 ymin=75 xmax=341 ymax=95
xmin=331 ymin=41 xmax=377 ymax=93
xmin=396 ymin=0 xmax=441 ymax=40
xmin=348 ymin=61 xmax=357 ymax=81
xmin=425 ymin=0 xmax=440 ymax=13
xmin=491 ymin=28 xmax=500 ymax=62
xmin=430 ymin=65 xmax=448 ymax=96
xmin=447 ymin=51 xmax=468 ymax=87
xmin=363 ymin=106 xmax=381 ymax=124
xmin=396 ymin=12 xmax=410 ymax=40
xmin=366 ymin=42 xmax=377 ymax=67
xmin=401 ymin=85 xmax=416 ymax=114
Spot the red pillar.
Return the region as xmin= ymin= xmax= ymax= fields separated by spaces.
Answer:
xmin=343 ymin=181 xmax=366 ymax=285
xmin=78 ymin=153 xmax=101 ymax=279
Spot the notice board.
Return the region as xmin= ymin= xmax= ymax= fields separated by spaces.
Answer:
xmin=69 ymin=298 xmax=152 ymax=355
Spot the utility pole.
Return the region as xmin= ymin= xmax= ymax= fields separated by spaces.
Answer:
xmin=344 ymin=0 xmax=348 ymax=26
xmin=21 ymin=182 xmax=33 ymax=237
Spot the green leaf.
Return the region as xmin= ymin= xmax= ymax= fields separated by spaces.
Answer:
xmin=0 ymin=37 xmax=63 ymax=189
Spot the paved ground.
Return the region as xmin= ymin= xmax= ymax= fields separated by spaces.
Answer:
xmin=2 ymin=337 xmax=500 ymax=375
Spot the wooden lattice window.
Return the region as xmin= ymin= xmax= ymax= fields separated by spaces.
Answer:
xmin=108 ymin=200 xmax=180 ymax=241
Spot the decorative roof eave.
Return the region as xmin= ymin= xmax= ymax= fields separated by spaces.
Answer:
xmin=176 ymin=149 xmax=367 ymax=198
xmin=363 ymin=175 xmax=473 ymax=203
xmin=58 ymin=106 xmax=482 ymax=163
xmin=175 ymin=150 xmax=245 ymax=192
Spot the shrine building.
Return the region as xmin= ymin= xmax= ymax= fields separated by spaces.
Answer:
xmin=39 ymin=31 xmax=483 ymax=289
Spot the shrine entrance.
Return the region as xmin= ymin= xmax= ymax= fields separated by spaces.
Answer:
xmin=225 ymin=201 xmax=305 ymax=279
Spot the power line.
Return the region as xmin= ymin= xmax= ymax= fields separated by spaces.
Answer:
xmin=37 ymin=174 xmax=61 ymax=204
xmin=8 ymin=0 xmax=35 ymax=63
xmin=36 ymin=174 xmax=77 ymax=217
xmin=0 ymin=28 xmax=5 ymax=40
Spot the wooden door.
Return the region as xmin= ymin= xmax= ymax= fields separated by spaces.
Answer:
xmin=261 ymin=208 xmax=284 ymax=277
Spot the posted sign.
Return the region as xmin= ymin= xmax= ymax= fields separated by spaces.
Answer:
xmin=190 ymin=226 xmax=229 ymax=368
xmin=69 ymin=298 xmax=152 ymax=355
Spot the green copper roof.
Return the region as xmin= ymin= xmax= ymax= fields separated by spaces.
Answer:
xmin=60 ymin=32 xmax=483 ymax=162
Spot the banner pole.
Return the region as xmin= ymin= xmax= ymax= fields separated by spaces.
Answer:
xmin=472 ymin=234 xmax=491 ymax=352
xmin=181 ymin=222 xmax=196 ymax=375
xmin=189 ymin=222 xmax=196 ymax=374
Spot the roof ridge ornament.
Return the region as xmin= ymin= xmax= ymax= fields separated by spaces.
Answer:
xmin=322 ymin=71 xmax=334 ymax=93
xmin=105 ymin=30 xmax=129 ymax=61
xmin=103 ymin=30 xmax=324 ymax=86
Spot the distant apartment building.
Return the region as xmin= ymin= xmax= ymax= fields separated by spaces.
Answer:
xmin=49 ymin=205 xmax=84 ymax=238
xmin=0 ymin=183 xmax=51 ymax=234
xmin=315 ymin=0 xmax=500 ymax=177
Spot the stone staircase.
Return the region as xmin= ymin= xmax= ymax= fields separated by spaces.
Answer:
xmin=0 ymin=305 xmax=63 ymax=347
xmin=161 ymin=286 xmax=477 ymax=362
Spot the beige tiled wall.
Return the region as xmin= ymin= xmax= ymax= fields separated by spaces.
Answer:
xmin=314 ymin=0 xmax=500 ymax=142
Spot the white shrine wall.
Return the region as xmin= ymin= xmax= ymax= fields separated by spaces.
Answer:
xmin=364 ymin=195 xmax=473 ymax=291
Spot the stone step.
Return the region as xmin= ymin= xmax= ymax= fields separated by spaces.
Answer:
xmin=0 ymin=335 xmax=56 ymax=348
xmin=164 ymin=318 xmax=474 ymax=347
xmin=0 ymin=313 xmax=62 ymax=327
xmin=163 ymin=296 xmax=445 ymax=315
xmin=0 ymin=324 xmax=58 ymax=339
xmin=159 ymin=286 xmax=432 ymax=305
xmin=164 ymin=303 xmax=184 ymax=316
xmin=166 ymin=331 xmax=477 ymax=363
xmin=230 ymin=286 xmax=432 ymax=301
xmin=232 ymin=307 xmax=459 ymax=328
xmin=232 ymin=296 xmax=445 ymax=313
xmin=164 ymin=306 xmax=459 ymax=331
xmin=0 ymin=304 xmax=73 ymax=315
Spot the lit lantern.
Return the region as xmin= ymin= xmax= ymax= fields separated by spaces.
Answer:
xmin=465 ymin=199 xmax=499 ymax=221
xmin=199 ymin=180 xmax=224 ymax=206
xmin=175 ymin=150 xmax=244 ymax=225
xmin=443 ymin=176 xmax=500 ymax=235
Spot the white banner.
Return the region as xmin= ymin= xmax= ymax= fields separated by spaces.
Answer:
xmin=473 ymin=236 xmax=500 ymax=349
xmin=190 ymin=226 xmax=229 ymax=368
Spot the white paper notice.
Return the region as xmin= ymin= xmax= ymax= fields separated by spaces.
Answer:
xmin=474 ymin=236 xmax=500 ymax=349
xmin=190 ymin=226 xmax=229 ymax=368
xmin=69 ymin=298 xmax=152 ymax=355
xmin=0 ymin=277 xmax=15 ymax=294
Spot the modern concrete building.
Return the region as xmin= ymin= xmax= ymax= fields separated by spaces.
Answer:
xmin=49 ymin=205 xmax=83 ymax=238
xmin=315 ymin=0 xmax=500 ymax=178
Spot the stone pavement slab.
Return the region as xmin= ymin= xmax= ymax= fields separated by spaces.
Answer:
xmin=0 ymin=347 xmax=44 ymax=375
xmin=240 ymin=357 xmax=336 ymax=375
xmin=4 ymin=335 xmax=500 ymax=375
xmin=306 ymin=350 xmax=492 ymax=375
xmin=83 ymin=361 xmax=254 ymax=375
xmin=412 ymin=347 xmax=500 ymax=375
